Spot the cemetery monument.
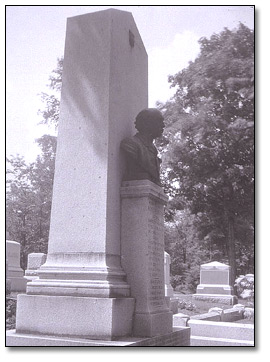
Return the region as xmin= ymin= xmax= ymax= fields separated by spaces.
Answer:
xmin=6 ymin=240 xmax=27 ymax=292
xmin=193 ymin=261 xmax=238 ymax=305
xmin=6 ymin=9 xmax=190 ymax=346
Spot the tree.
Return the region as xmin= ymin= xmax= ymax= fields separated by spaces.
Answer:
xmin=165 ymin=209 xmax=210 ymax=292
xmin=159 ymin=23 xmax=254 ymax=284
xmin=38 ymin=57 xmax=63 ymax=129
xmin=6 ymin=135 xmax=56 ymax=269
xmin=6 ymin=56 xmax=62 ymax=268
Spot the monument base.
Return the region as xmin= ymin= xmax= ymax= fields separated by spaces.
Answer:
xmin=133 ymin=311 xmax=173 ymax=338
xmin=15 ymin=294 xmax=135 ymax=340
xmin=6 ymin=327 xmax=190 ymax=346
xmin=193 ymin=294 xmax=238 ymax=305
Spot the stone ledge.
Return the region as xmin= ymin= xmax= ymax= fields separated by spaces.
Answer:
xmin=191 ymin=335 xmax=254 ymax=347
xmin=6 ymin=327 xmax=190 ymax=347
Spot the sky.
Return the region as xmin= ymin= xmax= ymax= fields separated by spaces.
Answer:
xmin=6 ymin=4 xmax=255 ymax=163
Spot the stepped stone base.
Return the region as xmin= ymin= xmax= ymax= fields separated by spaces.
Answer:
xmin=6 ymin=327 xmax=190 ymax=347
xmin=15 ymin=294 xmax=135 ymax=340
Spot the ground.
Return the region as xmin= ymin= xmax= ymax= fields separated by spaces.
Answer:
xmin=174 ymin=292 xmax=254 ymax=323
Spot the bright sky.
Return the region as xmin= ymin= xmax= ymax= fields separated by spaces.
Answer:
xmin=6 ymin=4 xmax=254 ymax=163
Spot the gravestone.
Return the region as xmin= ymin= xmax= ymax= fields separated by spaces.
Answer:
xmin=24 ymin=253 xmax=47 ymax=281
xmin=164 ymin=251 xmax=178 ymax=314
xmin=6 ymin=240 xmax=27 ymax=292
xmin=193 ymin=261 xmax=238 ymax=305
xmin=164 ymin=251 xmax=174 ymax=297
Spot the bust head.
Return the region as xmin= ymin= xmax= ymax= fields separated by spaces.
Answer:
xmin=135 ymin=108 xmax=165 ymax=139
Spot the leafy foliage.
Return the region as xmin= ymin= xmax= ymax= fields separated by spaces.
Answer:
xmin=38 ymin=57 xmax=63 ymax=129
xmin=178 ymin=299 xmax=197 ymax=311
xmin=159 ymin=23 xmax=254 ymax=285
xmin=235 ymin=274 xmax=254 ymax=304
xmin=6 ymin=135 xmax=56 ymax=269
xmin=6 ymin=58 xmax=61 ymax=269
xmin=6 ymin=298 xmax=17 ymax=330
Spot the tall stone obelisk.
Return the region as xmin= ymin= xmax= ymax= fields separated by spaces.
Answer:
xmin=14 ymin=9 xmax=147 ymax=340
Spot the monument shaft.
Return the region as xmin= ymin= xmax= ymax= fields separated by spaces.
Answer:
xmin=27 ymin=9 xmax=148 ymax=298
xmin=15 ymin=9 xmax=146 ymax=340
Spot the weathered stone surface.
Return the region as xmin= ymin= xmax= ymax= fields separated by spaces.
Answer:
xmin=6 ymin=327 xmax=190 ymax=346
xmin=167 ymin=297 xmax=179 ymax=314
xmin=190 ymin=312 xmax=221 ymax=321
xmin=6 ymin=240 xmax=26 ymax=292
xmin=173 ymin=313 xmax=190 ymax=327
xmin=193 ymin=294 xmax=238 ymax=305
xmin=188 ymin=319 xmax=254 ymax=342
xmin=24 ymin=253 xmax=47 ymax=281
xmin=121 ymin=180 xmax=173 ymax=337
xmin=27 ymin=253 xmax=47 ymax=270
xmin=26 ymin=8 xmax=148 ymax=298
xmin=221 ymin=308 xmax=244 ymax=322
xmin=15 ymin=294 xmax=135 ymax=340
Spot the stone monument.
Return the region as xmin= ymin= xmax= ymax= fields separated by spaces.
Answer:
xmin=193 ymin=261 xmax=238 ymax=305
xmin=7 ymin=9 xmax=190 ymax=346
xmin=6 ymin=240 xmax=27 ymax=292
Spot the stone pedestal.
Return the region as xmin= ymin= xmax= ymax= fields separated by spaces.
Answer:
xmin=13 ymin=9 xmax=148 ymax=342
xmin=6 ymin=240 xmax=27 ymax=292
xmin=121 ymin=180 xmax=173 ymax=337
xmin=193 ymin=261 xmax=238 ymax=305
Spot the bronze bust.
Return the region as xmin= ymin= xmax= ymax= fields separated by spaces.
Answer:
xmin=121 ymin=108 xmax=165 ymax=186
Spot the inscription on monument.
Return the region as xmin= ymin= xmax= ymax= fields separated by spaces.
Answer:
xmin=148 ymin=198 xmax=165 ymax=310
xmin=201 ymin=270 xmax=229 ymax=284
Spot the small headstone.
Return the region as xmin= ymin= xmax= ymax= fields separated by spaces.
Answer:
xmin=193 ymin=261 xmax=237 ymax=305
xmin=164 ymin=251 xmax=174 ymax=297
xmin=6 ymin=240 xmax=26 ymax=292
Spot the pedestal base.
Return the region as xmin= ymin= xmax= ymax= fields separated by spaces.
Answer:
xmin=6 ymin=327 xmax=190 ymax=346
xmin=133 ymin=311 xmax=173 ymax=338
xmin=121 ymin=180 xmax=173 ymax=337
xmin=196 ymin=283 xmax=234 ymax=295
xmin=15 ymin=294 xmax=135 ymax=340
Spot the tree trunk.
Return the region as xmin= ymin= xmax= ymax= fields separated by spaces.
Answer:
xmin=227 ymin=215 xmax=236 ymax=290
